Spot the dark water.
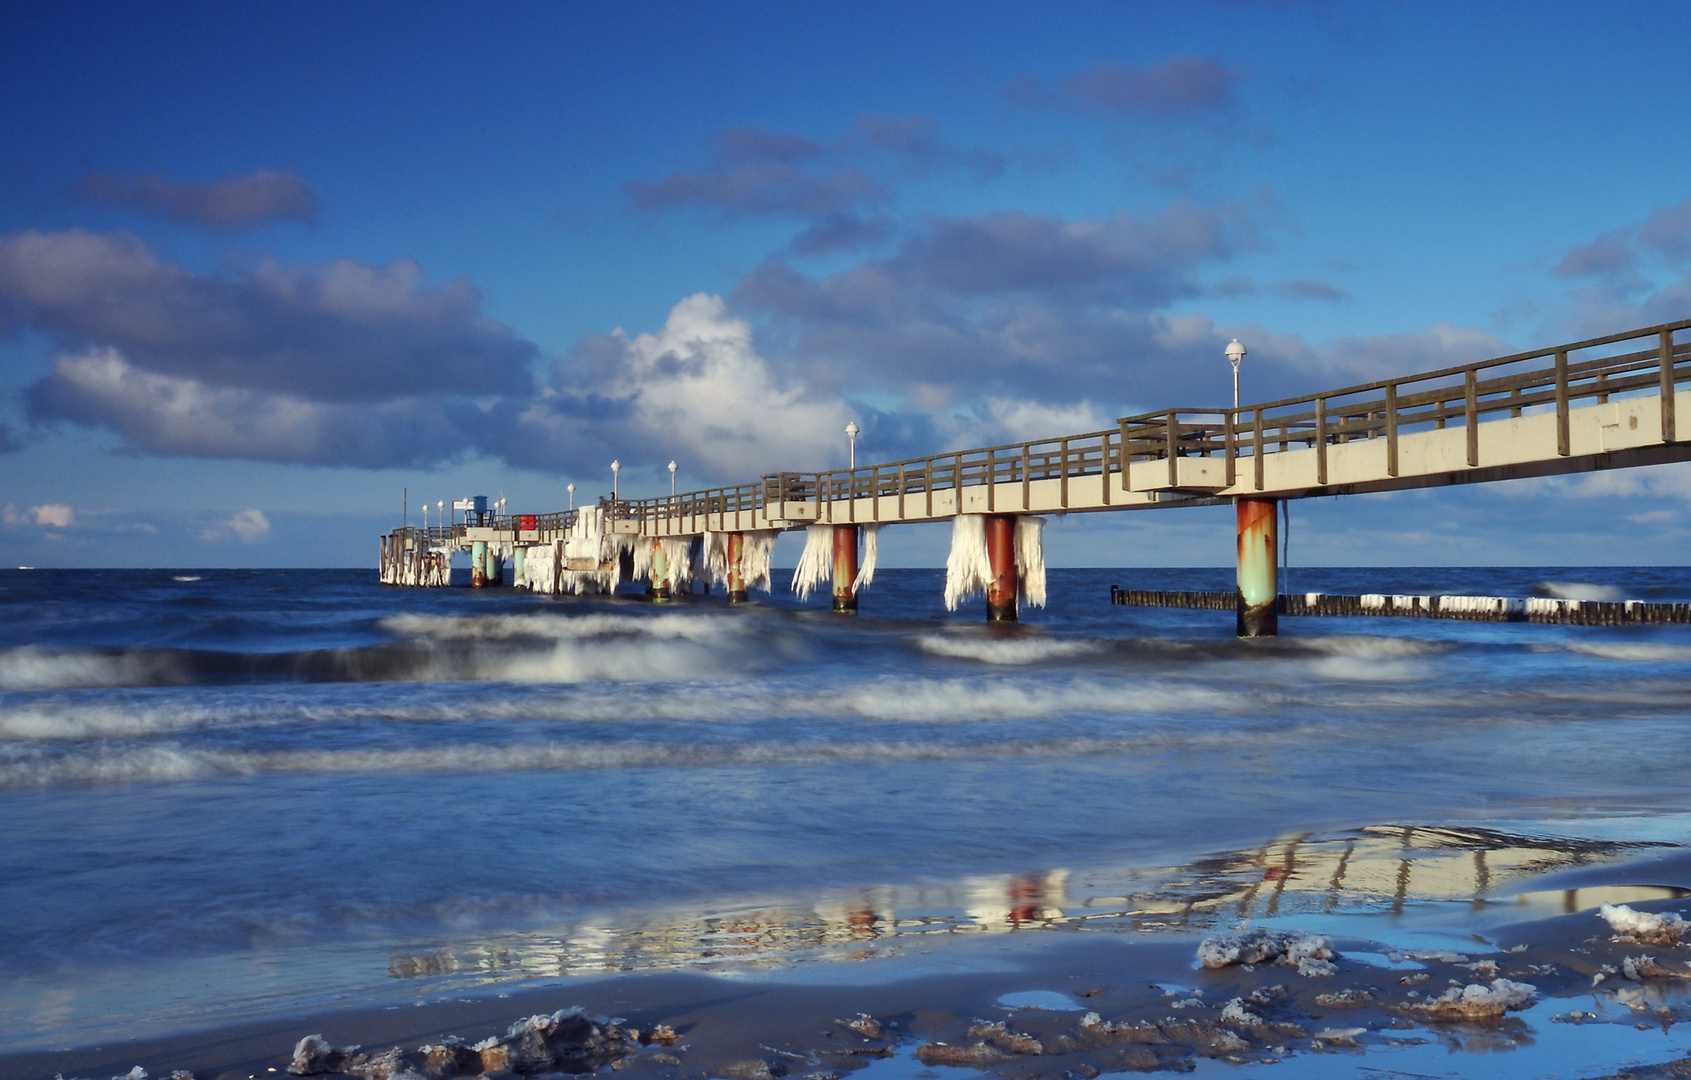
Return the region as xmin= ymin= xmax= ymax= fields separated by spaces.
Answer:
xmin=4 ymin=565 xmax=1691 ymax=1050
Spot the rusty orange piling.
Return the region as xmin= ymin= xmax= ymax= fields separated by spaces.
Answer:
xmin=832 ymin=525 xmax=859 ymax=613
xmin=1236 ymin=497 xmax=1279 ymax=637
xmin=726 ymin=532 xmax=748 ymax=604
xmin=985 ymin=514 xmax=1017 ymax=623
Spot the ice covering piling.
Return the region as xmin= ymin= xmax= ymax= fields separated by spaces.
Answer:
xmin=790 ymin=525 xmax=834 ymax=601
xmin=944 ymin=514 xmax=1045 ymax=612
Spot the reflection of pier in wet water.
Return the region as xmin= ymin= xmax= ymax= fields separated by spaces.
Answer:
xmin=385 ymin=825 xmax=1683 ymax=988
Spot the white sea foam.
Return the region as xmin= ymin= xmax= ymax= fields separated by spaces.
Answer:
xmin=914 ymin=634 xmax=1103 ymax=665
xmin=1539 ymin=581 xmax=1624 ymax=602
xmin=833 ymin=677 xmax=1232 ymax=721
xmin=0 ymin=733 xmax=1238 ymax=788
xmin=381 ymin=612 xmax=738 ymax=644
xmin=379 ymin=612 xmax=769 ymax=684
xmin=1300 ymin=636 xmax=1450 ymax=659
xmin=0 ymin=703 xmax=217 ymax=740
xmin=1556 ymin=642 xmax=1691 ymax=662
xmin=171 ymin=575 xmax=202 ymax=583
xmin=0 ymin=745 xmax=217 ymax=787
xmin=0 ymin=647 xmax=173 ymax=692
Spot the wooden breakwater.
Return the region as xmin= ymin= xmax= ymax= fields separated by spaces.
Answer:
xmin=1108 ymin=587 xmax=1691 ymax=625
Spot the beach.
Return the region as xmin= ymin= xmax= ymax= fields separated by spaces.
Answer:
xmin=5 ymin=565 xmax=1691 ymax=1078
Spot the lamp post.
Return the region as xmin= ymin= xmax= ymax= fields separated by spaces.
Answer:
xmin=668 ymin=460 xmax=677 ymax=497
xmin=611 ymin=460 xmax=620 ymax=500
xmin=1225 ymin=338 xmax=1247 ymax=409
xmin=845 ymin=421 xmax=860 ymax=469
xmin=566 ymin=483 xmax=575 ymax=511
xmin=437 ymin=500 xmax=443 ymax=533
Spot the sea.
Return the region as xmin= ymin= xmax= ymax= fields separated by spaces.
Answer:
xmin=4 ymin=564 xmax=1691 ymax=1055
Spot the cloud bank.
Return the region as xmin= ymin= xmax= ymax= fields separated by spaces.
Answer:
xmin=79 ymin=169 xmax=320 ymax=230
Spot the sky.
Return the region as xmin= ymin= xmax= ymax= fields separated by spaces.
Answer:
xmin=3 ymin=0 xmax=1691 ymax=568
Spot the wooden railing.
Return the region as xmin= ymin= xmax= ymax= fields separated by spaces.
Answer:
xmin=568 ymin=320 xmax=1691 ymax=525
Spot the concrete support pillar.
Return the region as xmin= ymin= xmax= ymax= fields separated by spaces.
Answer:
xmin=726 ymin=532 xmax=748 ymax=604
xmin=1236 ymin=497 xmax=1279 ymax=637
xmin=484 ymin=545 xmax=503 ymax=587
xmin=985 ymin=514 xmax=1018 ymax=623
xmin=832 ymin=525 xmax=859 ymax=614
xmin=512 ymin=547 xmax=526 ymax=587
xmin=650 ymin=540 xmax=671 ymax=602
xmin=471 ymin=540 xmax=488 ymax=588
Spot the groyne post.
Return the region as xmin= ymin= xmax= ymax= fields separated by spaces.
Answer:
xmin=985 ymin=514 xmax=1017 ymax=623
xmin=471 ymin=539 xmax=488 ymax=588
xmin=726 ymin=532 xmax=748 ymax=604
xmin=832 ymin=525 xmax=859 ymax=613
xmin=1236 ymin=497 xmax=1279 ymax=637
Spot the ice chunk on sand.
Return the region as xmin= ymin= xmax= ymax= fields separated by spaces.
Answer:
xmin=1412 ymin=979 xmax=1536 ymax=1020
xmin=1218 ymin=998 xmax=1264 ymax=1028
xmin=1599 ymin=902 xmax=1688 ymax=945
xmin=1197 ymin=929 xmax=1337 ymax=976
xmin=290 ymin=1036 xmax=348 ymax=1076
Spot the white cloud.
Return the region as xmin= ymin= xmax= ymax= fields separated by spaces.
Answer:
xmin=203 ymin=508 xmax=270 ymax=544
xmin=985 ymin=398 xmax=1114 ymax=443
xmin=530 ymin=293 xmax=854 ymax=476
xmin=30 ymin=504 xmax=73 ymax=528
xmin=1497 ymin=461 xmax=1691 ymax=502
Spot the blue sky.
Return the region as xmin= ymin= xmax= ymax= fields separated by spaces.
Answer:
xmin=3 ymin=0 xmax=1691 ymax=568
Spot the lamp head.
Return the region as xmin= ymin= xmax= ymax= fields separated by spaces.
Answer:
xmin=610 ymin=459 xmax=620 ymax=473
xmin=667 ymin=460 xmax=677 ymax=473
xmin=845 ymin=421 xmax=860 ymax=438
xmin=1225 ymin=338 xmax=1247 ymax=366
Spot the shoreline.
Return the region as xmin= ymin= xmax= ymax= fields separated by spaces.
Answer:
xmin=14 ymin=855 xmax=1691 ymax=1080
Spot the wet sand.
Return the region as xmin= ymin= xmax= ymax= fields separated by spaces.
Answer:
xmin=15 ymin=849 xmax=1691 ymax=1080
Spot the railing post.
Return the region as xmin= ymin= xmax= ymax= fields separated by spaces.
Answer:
xmin=1465 ymin=368 xmax=1479 ymax=466
xmin=1555 ymin=348 xmax=1570 ymax=456
xmin=1021 ymin=443 xmax=1031 ymax=509
xmin=954 ymin=452 xmax=964 ymax=514
xmin=1102 ymin=430 xmax=1113 ymax=505
xmin=1663 ymin=328 xmax=1678 ymax=443
xmin=1253 ymin=407 xmax=1264 ymax=490
xmin=1315 ymin=397 xmax=1328 ymax=486
xmin=1385 ymin=383 xmax=1399 ymax=477
xmin=1223 ymin=411 xmax=1235 ymax=488
xmin=898 ymin=463 xmax=906 ymax=520
xmin=986 ymin=446 xmax=996 ymax=512
xmin=1166 ymin=412 xmax=1179 ymax=487
xmin=1060 ymin=437 xmax=1070 ymax=508
xmin=1118 ymin=420 xmax=1131 ymax=493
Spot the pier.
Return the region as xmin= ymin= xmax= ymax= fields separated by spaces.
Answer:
xmin=381 ymin=319 xmax=1691 ymax=635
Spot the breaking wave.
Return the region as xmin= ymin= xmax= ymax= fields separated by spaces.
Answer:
xmin=915 ymin=633 xmax=1105 ymax=665
xmin=0 ymin=730 xmax=1271 ymax=789
xmin=1537 ymin=581 xmax=1625 ymax=602
xmin=1554 ymin=642 xmax=1691 ymax=662
xmin=380 ymin=612 xmax=739 ymax=644
xmin=0 ymin=612 xmax=778 ymax=690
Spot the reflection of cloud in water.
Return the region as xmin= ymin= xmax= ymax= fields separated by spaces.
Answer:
xmin=384 ymin=824 xmax=1678 ymax=991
